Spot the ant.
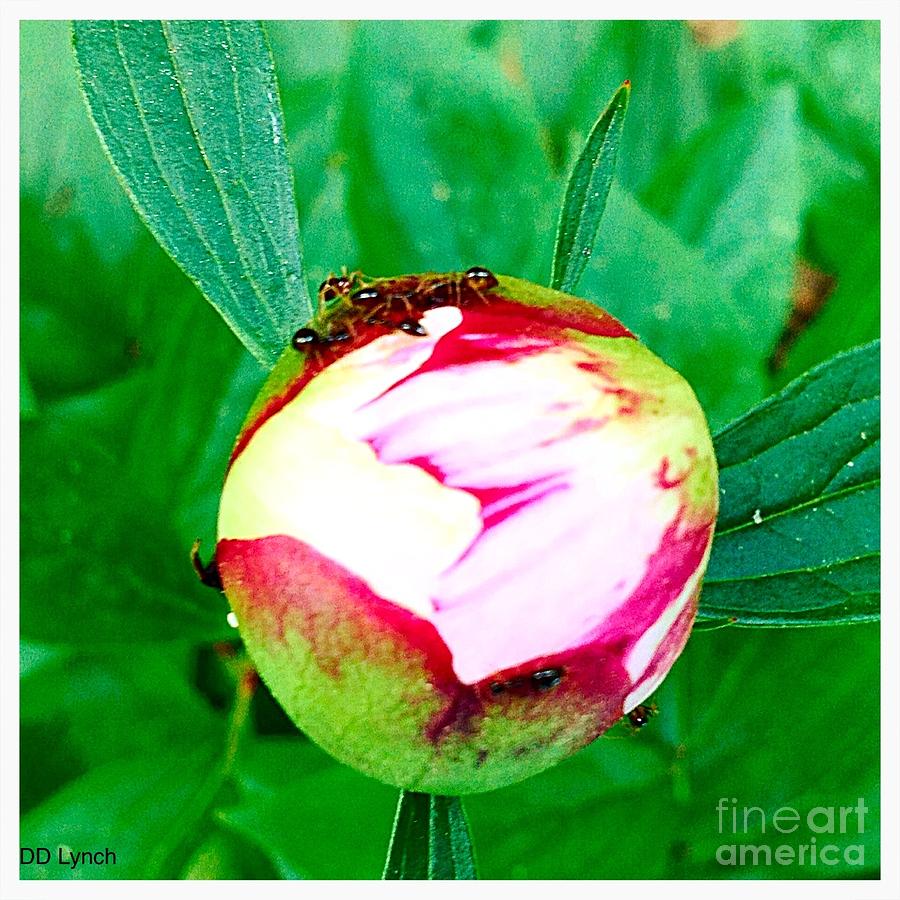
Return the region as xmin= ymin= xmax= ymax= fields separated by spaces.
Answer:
xmin=317 ymin=268 xmax=366 ymax=304
xmin=292 ymin=266 xmax=501 ymax=354
xmin=419 ymin=266 xmax=498 ymax=309
xmin=489 ymin=666 xmax=563 ymax=696
xmin=190 ymin=539 xmax=223 ymax=591
xmin=626 ymin=702 xmax=658 ymax=732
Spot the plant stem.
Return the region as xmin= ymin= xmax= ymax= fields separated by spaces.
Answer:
xmin=144 ymin=659 xmax=258 ymax=878
xmin=383 ymin=790 xmax=477 ymax=880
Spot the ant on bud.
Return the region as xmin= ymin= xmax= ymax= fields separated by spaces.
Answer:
xmin=291 ymin=327 xmax=320 ymax=350
xmin=350 ymin=287 xmax=381 ymax=305
xmin=488 ymin=667 xmax=564 ymax=696
xmin=191 ymin=539 xmax=223 ymax=591
xmin=296 ymin=266 xmax=501 ymax=353
xmin=318 ymin=269 xmax=364 ymax=304
xmin=626 ymin=702 xmax=658 ymax=731
xmin=463 ymin=266 xmax=499 ymax=292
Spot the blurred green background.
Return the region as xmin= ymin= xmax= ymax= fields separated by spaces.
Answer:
xmin=20 ymin=20 xmax=879 ymax=879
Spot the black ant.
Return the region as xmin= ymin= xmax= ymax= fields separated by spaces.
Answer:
xmin=626 ymin=703 xmax=658 ymax=731
xmin=291 ymin=327 xmax=320 ymax=350
xmin=350 ymin=286 xmax=380 ymax=305
xmin=420 ymin=266 xmax=498 ymax=308
xmin=463 ymin=266 xmax=498 ymax=292
xmin=293 ymin=266 xmax=501 ymax=354
xmin=190 ymin=539 xmax=223 ymax=591
xmin=489 ymin=667 xmax=564 ymax=696
xmin=318 ymin=269 xmax=365 ymax=304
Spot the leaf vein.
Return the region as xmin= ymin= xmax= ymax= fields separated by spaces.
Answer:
xmin=108 ymin=22 xmax=262 ymax=357
xmin=160 ymin=20 xmax=281 ymax=335
xmin=714 ymin=477 xmax=879 ymax=538
xmin=704 ymin=549 xmax=880 ymax=585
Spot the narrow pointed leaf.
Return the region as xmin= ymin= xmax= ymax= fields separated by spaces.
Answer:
xmin=427 ymin=795 xmax=477 ymax=879
xmin=383 ymin=790 xmax=428 ymax=880
xmin=383 ymin=791 xmax=476 ymax=880
xmin=72 ymin=20 xmax=313 ymax=367
xmin=550 ymin=81 xmax=630 ymax=294
xmin=700 ymin=341 xmax=880 ymax=625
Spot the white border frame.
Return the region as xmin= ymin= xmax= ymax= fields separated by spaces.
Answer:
xmin=2 ymin=4 xmax=898 ymax=898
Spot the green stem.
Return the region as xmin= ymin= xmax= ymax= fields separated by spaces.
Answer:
xmin=144 ymin=660 xmax=258 ymax=878
xmin=383 ymin=791 xmax=477 ymax=880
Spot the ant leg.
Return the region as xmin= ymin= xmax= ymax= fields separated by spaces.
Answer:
xmin=191 ymin=539 xmax=224 ymax=591
xmin=467 ymin=283 xmax=492 ymax=307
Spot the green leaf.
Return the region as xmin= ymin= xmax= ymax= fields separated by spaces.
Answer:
xmin=21 ymin=747 xmax=220 ymax=880
xmin=20 ymin=414 xmax=231 ymax=645
xmin=580 ymin=186 xmax=765 ymax=429
xmin=19 ymin=290 xmax=256 ymax=647
xmin=383 ymin=791 xmax=476 ymax=880
xmin=19 ymin=193 xmax=175 ymax=404
xmin=700 ymin=341 xmax=879 ymax=625
xmin=740 ymin=21 xmax=879 ymax=170
xmin=642 ymin=86 xmax=803 ymax=354
xmin=21 ymin=119 xmax=266 ymax=647
xmin=71 ymin=20 xmax=312 ymax=366
xmin=663 ymin=623 xmax=880 ymax=877
xmin=550 ymin=81 xmax=630 ymax=294
xmin=20 ymin=645 xmax=221 ymax=813
xmin=467 ymin=623 xmax=879 ymax=878
xmin=341 ymin=21 xmax=553 ymax=281
xmin=219 ymin=738 xmax=397 ymax=879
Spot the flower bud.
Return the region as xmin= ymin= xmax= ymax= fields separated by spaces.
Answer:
xmin=216 ymin=271 xmax=718 ymax=794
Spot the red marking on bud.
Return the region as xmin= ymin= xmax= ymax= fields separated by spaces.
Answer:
xmin=656 ymin=456 xmax=689 ymax=490
xmin=575 ymin=359 xmax=616 ymax=378
xmin=216 ymin=532 xmax=660 ymax=749
xmin=602 ymin=385 xmax=641 ymax=415
xmin=229 ymin=294 xmax=635 ymax=469
xmin=424 ymin=688 xmax=482 ymax=743
xmin=541 ymin=415 xmax=610 ymax=445
xmin=592 ymin=512 xmax=712 ymax=646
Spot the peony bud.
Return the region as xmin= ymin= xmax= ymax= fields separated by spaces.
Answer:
xmin=216 ymin=270 xmax=718 ymax=794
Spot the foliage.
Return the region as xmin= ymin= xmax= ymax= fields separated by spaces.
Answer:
xmin=383 ymin=793 xmax=476 ymax=880
xmin=20 ymin=19 xmax=879 ymax=880
xmin=702 ymin=341 xmax=879 ymax=625
xmin=550 ymin=80 xmax=630 ymax=293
